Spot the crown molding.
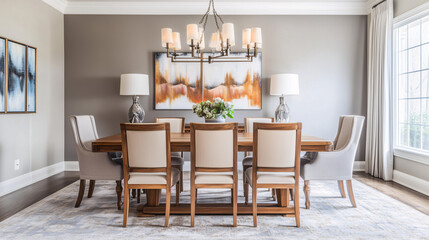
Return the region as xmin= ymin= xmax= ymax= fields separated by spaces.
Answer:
xmin=41 ymin=0 xmax=370 ymax=15
xmin=42 ymin=0 xmax=68 ymax=13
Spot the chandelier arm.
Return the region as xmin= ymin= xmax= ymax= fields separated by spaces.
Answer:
xmin=199 ymin=0 xmax=212 ymax=24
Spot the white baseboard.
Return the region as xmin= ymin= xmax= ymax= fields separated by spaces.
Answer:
xmin=64 ymin=161 xmax=79 ymax=171
xmin=0 ymin=162 xmax=65 ymax=197
xmin=393 ymin=170 xmax=429 ymax=196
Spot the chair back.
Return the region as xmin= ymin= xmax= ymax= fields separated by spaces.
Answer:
xmin=154 ymin=117 xmax=185 ymax=133
xmin=191 ymin=123 xmax=237 ymax=170
xmin=70 ymin=115 xmax=99 ymax=152
xmin=333 ymin=116 xmax=365 ymax=151
xmin=120 ymin=123 xmax=170 ymax=171
xmin=254 ymin=122 xmax=302 ymax=170
xmin=244 ymin=117 xmax=274 ymax=133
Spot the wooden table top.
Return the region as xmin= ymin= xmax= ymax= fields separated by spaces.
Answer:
xmin=92 ymin=132 xmax=333 ymax=152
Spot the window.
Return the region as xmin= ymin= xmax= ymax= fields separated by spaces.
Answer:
xmin=393 ymin=12 xmax=429 ymax=153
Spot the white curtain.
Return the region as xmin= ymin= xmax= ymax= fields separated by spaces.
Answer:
xmin=366 ymin=0 xmax=394 ymax=180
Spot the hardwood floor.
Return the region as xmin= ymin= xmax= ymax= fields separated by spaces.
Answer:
xmin=0 ymin=171 xmax=427 ymax=223
xmin=354 ymin=172 xmax=429 ymax=215
xmin=0 ymin=171 xmax=79 ymax=222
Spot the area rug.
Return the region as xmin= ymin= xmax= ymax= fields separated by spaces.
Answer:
xmin=0 ymin=174 xmax=428 ymax=240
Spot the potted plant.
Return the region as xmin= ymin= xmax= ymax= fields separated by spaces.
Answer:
xmin=192 ymin=97 xmax=234 ymax=123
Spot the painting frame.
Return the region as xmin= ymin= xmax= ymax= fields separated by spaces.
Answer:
xmin=0 ymin=36 xmax=37 ymax=114
xmin=0 ymin=37 xmax=5 ymax=113
xmin=26 ymin=45 xmax=37 ymax=113
xmin=6 ymin=39 xmax=27 ymax=113
xmin=153 ymin=52 xmax=262 ymax=110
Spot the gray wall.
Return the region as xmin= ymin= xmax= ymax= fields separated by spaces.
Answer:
xmin=0 ymin=0 xmax=64 ymax=182
xmin=64 ymin=15 xmax=367 ymax=163
xmin=393 ymin=0 xmax=429 ymax=17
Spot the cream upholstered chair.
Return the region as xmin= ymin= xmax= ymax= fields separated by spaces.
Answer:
xmin=190 ymin=123 xmax=238 ymax=227
xmin=120 ymin=123 xmax=180 ymax=227
xmin=245 ymin=122 xmax=302 ymax=227
xmin=242 ymin=117 xmax=275 ymax=201
xmin=154 ymin=117 xmax=185 ymax=193
xmin=70 ymin=115 xmax=123 ymax=209
xmin=300 ymin=115 xmax=365 ymax=209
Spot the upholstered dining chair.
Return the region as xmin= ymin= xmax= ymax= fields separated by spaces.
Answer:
xmin=245 ymin=122 xmax=302 ymax=227
xmin=242 ymin=117 xmax=275 ymax=201
xmin=190 ymin=122 xmax=238 ymax=227
xmin=154 ymin=117 xmax=185 ymax=193
xmin=70 ymin=115 xmax=123 ymax=209
xmin=120 ymin=123 xmax=180 ymax=227
xmin=300 ymin=115 xmax=365 ymax=209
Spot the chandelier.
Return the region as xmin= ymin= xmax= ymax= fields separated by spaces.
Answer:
xmin=161 ymin=0 xmax=262 ymax=64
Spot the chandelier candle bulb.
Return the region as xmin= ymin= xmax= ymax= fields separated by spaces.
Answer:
xmin=172 ymin=32 xmax=181 ymax=50
xmin=242 ymin=28 xmax=251 ymax=49
xmin=161 ymin=28 xmax=173 ymax=47
xmin=187 ymin=24 xmax=199 ymax=45
xmin=222 ymin=23 xmax=235 ymax=46
xmin=251 ymin=27 xmax=262 ymax=47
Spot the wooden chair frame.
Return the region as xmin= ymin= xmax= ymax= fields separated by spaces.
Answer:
xmin=154 ymin=117 xmax=185 ymax=193
xmin=120 ymin=123 xmax=180 ymax=227
xmin=190 ymin=122 xmax=238 ymax=227
xmin=251 ymin=122 xmax=302 ymax=227
xmin=243 ymin=117 xmax=276 ymax=202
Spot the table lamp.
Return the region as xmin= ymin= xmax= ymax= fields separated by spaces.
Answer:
xmin=120 ymin=74 xmax=149 ymax=123
xmin=270 ymin=74 xmax=299 ymax=123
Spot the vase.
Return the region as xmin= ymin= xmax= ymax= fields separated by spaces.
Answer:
xmin=205 ymin=116 xmax=226 ymax=123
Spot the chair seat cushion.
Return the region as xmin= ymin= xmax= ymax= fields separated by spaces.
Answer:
xmin=245 ymin=168 xmax=295 ymax=186
xmin=242 ymin=156 xmax=253 ymax=166
xmin=195 ymin=172 xmax=234 ymax=185
xmin=171 ymin=156 xmax=184 ymax=166
xmin=128 ymin=168 xmax=180 ymax=186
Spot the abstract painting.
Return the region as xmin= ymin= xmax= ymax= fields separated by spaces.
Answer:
xmin=27 ymin=47 xmax=36 ymax=112
xmin=7 ymin=41 xmax=26 ymax=112
xmin=0 ymin=38 xmax=5 ymax=113
xmin=155 ymin=52 xmax=262 ymax=109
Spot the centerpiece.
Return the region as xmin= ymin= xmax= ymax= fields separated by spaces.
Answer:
xmin=192 ymin=97 xmax=234 ymax=123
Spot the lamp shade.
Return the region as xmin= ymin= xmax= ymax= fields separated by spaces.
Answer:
xmin=270 ymin=74 xmax=299 ymax=96
xmin=120 ymin=74 xmax=149 ymax=96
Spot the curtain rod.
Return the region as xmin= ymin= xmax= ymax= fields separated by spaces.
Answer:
xmin=372 ymin=0 xmax=386 ymax=9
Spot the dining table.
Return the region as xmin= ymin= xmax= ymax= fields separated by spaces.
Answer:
xmin=92 ymin=132 xmax=333 ymax=216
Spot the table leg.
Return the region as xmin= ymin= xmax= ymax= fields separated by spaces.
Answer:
xmin=276 ymin=189 xmax=289 ymax=207
xmin=146 ymin=189 xmax=161 ymax=206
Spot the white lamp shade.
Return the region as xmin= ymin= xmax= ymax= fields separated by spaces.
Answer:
xmin=251 ymin=27 xmax=262 ymax=48
xmin=161 ymin=28 xmax=173 ymax=47
xmin=270 ymin=74 xmax=299 ymax=96
xmin=242 ymin=28 xmax=251 ymax=49
xmin=187 ymin=24 xmax=199 ymax=45
xmin=209 ymin=32 xmax=220 ymax=49
xmin=222 ymin=23 xmax=235 ymax=46
xmin=172 ymin=32 xmax=181 ymax=50
xmin=120 ymin=74 xmax=150 ymax=96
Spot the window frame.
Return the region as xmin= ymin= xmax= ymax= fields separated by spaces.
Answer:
xmin=393 ymin=6 xmax=429 ymax=158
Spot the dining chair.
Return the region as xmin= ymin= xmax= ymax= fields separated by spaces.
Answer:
xmin=300 ymin=115 xmax=365 ymax=209
xmin=245 ymin=122 xmax=302 ymax=227
xmin=70 ymin=115 xmax=123 ymax=209
xmin=154 ymin=117 xmax=185 ymax=193
xmin=120 ymin=123 xmax=180 ymax=227
xmin=242 ymin=117 xmax=276 ymax=202
xmin=190 ymin=122 xmax=238 ymax=227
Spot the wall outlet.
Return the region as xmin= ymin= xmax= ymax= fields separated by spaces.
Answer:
xmin=14 ymin=159 xmax=20 ymax=170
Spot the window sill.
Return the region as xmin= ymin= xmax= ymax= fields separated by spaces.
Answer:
xmin=393 ymin=147 xmax=429 ymax=166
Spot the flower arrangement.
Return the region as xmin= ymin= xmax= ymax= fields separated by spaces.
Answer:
xmin=192 ymin=97 xmax=234 ymax=120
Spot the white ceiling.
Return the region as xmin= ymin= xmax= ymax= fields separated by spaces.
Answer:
xmin=42 ymin=0 xmax=381 ymax=15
